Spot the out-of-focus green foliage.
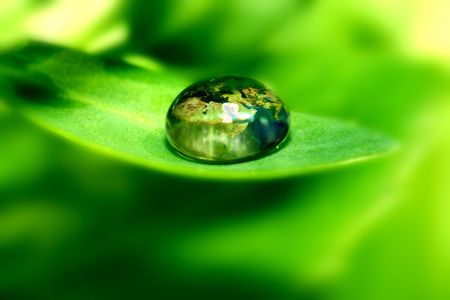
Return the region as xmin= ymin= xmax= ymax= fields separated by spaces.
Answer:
xmin=0 ymin=0 xmax=449 ymax=299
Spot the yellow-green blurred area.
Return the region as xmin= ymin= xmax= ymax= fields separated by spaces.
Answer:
xmin=1 ymin=0 xmax=450 ymax=299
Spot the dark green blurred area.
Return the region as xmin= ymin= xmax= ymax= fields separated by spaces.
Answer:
xmin=1 ymin=0 xmax=450 ymax=299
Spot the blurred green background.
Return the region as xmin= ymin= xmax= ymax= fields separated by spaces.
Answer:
xmin=1 ymin=0 xmax=450 ymax=299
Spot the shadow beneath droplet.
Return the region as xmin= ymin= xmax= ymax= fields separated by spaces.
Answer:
xmin=163 ymin=136 xmax=188 ymax=160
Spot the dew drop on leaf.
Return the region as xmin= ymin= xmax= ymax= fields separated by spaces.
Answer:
xmin=165 ymin=75 xmax=290 ymax=163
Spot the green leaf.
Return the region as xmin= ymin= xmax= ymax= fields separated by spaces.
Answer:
xmin=0 ymin=43 xmax=397 ymax=180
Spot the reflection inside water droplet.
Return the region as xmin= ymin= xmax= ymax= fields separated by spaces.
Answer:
xmin=165 ymin=75 xmax=290 ymax=163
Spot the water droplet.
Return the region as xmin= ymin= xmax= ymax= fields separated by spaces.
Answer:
xmin=165 ymin=75 xmax=290 ymax=163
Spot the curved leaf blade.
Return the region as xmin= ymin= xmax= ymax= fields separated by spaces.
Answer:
xmin=0 ymin=43 xmax=397 ymax=180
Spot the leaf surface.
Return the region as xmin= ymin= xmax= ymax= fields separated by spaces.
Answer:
xmin=0 ymin=43 xmax=397 ymax=180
